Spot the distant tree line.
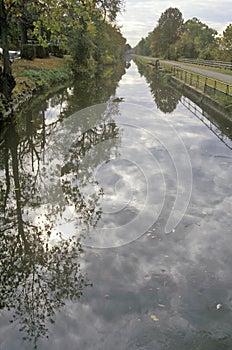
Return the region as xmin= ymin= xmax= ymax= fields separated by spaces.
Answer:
xmin=0 ymin=0 xmax=126 ymax=106
xmin=135 ymin=7 xmax=232 ymax=61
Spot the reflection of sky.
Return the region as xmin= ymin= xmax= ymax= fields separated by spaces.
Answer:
xmin=39 ymin=189 xmax=232 ymax=349
xmin=115 ymin=61 xmax=155 ymax=108
xmin=117 ymin=0 xmax=232 ymax=47
xmin=44 ymin=99 xmax=69 ymax=124
xmin=2 ymin=59 xmax=232 ymax=349
xmin=38 ymin=113 xmax=232 ymax=348
xmin=39 ymin=64 xmax=193 ymax=248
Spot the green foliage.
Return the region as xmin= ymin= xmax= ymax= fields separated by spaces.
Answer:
xmin=2 ymin=0 xmax=125 ymax=62
xmin=222 ymin=24 xmax=232 ymax=49
xmin=157 ymin=7 xmax=184 ymax=40
xmin=21 ymin=44 xmax=36 ymax=60
xmin=35 ymin=45 xmax=49 ymax=59
xmin=0 ymin=94 xmax=7 ymax=117
xmin=135 ymin=7 xmax=184 ymax=59
xmin=151 ymin=8 xmax=184 ymax=58
xmin=135 ymin=34 xmax=153 ymax=56
xmin=134 ymin=58 xmax=181 ymax=113
xmin=135 ymin=7 xmax=232 ymax=62
xmin=1 ymin=0 xmax=126 ymax=110
xmin=177 ymin=18 xmax=217 ymax=59
xmin=49 ymin=45 xmax=64 ymax=58
xmin=24 ymin=67 xmax=72 ymax=88
xmin=21 ymin=44 xmax=49 ymax=60
xmin=69 ymin=20 xmax=127 ymax=77
xmin=93 ymin=22 xmax=126 ymax=61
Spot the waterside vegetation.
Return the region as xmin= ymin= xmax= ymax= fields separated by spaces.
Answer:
xmin=0 ymin=0 xmax=127 ymax=120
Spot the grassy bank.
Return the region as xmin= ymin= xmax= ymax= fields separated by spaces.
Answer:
xmin=1 ymin=55 xmax=73 ymax=113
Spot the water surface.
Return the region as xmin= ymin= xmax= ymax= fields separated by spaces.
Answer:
xmin=1 ymin=61 xmax=232 ymax=349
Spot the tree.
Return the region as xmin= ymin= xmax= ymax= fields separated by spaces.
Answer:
xmin=151 ymin=7 xmax=184 ymax=58
xmin=135 ymin=8 xmax=221 ymax=60
xmin=94 ymin=22 xmax=126 ymax=61
xmin=135 ymin=32 xmax=153 ymax=56
xmin=176 ymin=18 xmax=217 ymax=59
xmin=95 ymin=0 xmax=125 ymax=22
xmin=222 ymin=23 xmax=232 ymax=49
xmin=69 ymin=17 xmax=127 ymax=76
xmin=0 ymin=0 xmax=16 ymax=104
xmin=0 ymin=0 xmax=125 ymax=115
xmin=157 ymin=7 xmax=183 ymax=41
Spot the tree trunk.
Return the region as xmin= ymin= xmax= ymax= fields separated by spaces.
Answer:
xmin=0 ymin=0 xmax=16 ymax=102
xmin=19 ymin=20 xmax=28 ymax=46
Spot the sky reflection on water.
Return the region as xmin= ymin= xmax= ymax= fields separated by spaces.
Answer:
xmin=1 ymin=61 xmax=232 ymax=350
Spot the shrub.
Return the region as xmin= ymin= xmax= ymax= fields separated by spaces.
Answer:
xmin=49 ymin=45 xmax=64 ymax=58
xmin=35 ymin=45 xmax=49 ymax=58
xmin=21 ymin=45 xmax=36 ymax=60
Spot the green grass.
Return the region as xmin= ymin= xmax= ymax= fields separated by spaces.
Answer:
xmin=7 ymin=56 xmax=73 ymax=104
xmin=132 ymin=55 xmax=156 ymax=66
xmin=162 ymin=62 xmax=232 ymax=109
xmin=163 ymin=64 xmax=232 ymax=95
xmin=176 ymin=61 xmax=232 ymax=77
xmin=23 ymin=67 xmax=72 ymax=87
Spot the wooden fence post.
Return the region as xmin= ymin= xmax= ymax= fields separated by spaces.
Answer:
xmin=214 ymin=80 xmax=217 ymax=94
xmin=204 ymin=78 xmax=208 ymax=93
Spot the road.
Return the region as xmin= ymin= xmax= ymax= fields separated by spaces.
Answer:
xmin=160 ymin=60 xmax=232 ymax=84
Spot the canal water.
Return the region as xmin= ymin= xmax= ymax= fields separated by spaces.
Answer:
xmin=0 ymin=60 xmax=232 ymax=349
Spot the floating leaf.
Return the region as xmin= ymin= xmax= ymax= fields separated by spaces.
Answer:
xmin=144 ymin=275 xmax=150 ymax=280
xmin=151 ymin=314 xmax=159 ymax=321
xmin=216 ymin=303 xmax=222 ymax=310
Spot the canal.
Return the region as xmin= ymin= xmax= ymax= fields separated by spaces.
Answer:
xmin=0 ymin=60 xmax=232 ymax=349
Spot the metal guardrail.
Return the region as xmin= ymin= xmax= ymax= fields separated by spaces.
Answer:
xmin=181 ymin=96 xmax=232 ymax=150
xmin=163 ymin=64 xmax=232 ymax=98
xmin=178 ymin=58 xmax=232 ymax=70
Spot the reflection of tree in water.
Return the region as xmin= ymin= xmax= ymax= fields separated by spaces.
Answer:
xmin=0 ymin=99 xmax=121 ymax=347
xmin=0 ymin=123 xmax=90 ymax=348
xmin=61 ymin=121 xmax=120 ymax=229
xmin=135 ymin=61 xmax=181 ymax=113
xmin=60 ymin=61 xmax=126 ymax=116
xmin=19 ymin=60 xmax=126 ymax=134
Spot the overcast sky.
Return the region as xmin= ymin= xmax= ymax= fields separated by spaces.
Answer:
xmin=117 ymin=0 xmax=232 ymax=47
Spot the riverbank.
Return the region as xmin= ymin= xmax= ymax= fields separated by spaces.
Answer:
xmin=169 ymin=76 xmax=232 ymax=126
xmin=133 ymin=54 xmax=232 ymax=121
xmin=0 ymin=55 xmax=73 ymax=117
